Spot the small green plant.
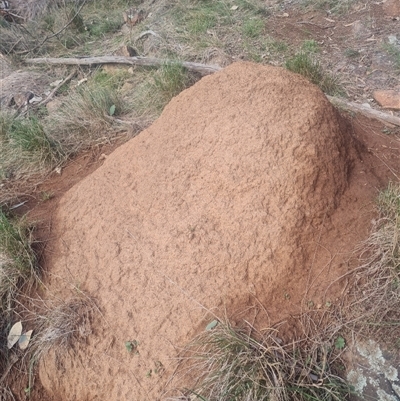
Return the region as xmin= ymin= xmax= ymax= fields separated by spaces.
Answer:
xmin=125 ymin=340 xmax=138 ymax=353
xmin=285 ymin=52 xmax=342 ymax=95
xmin=335 ymin=336 xmax=346 ymax=350
xmin=153 ymin=63 xmax=192 ymax=101
xmin=242 ymin=18 xmax=264 ymax=38
xmin=269 ymin=39 xmax=288 ymax=53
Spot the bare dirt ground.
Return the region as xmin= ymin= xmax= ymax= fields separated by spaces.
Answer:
xmin=267 ymin=0 xmax=400 ymax=104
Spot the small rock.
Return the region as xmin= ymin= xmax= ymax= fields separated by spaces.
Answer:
xmin=29 ymin=95 xmax=42 ymax=104
xmin=373 ymin=90 xmax=400 ymax=110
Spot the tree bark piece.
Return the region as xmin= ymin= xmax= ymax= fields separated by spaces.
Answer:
xmin=25 ymin=56 xmax=222 ymax=76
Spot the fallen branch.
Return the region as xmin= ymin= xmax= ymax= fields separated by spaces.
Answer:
xmin=327 ymin=95 xmax=400 ymax=127
xmin=25 ymin=56 xmax=222 ymax=76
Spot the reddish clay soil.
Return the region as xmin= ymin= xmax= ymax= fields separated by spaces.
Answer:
xmin=266 ymin=0 xmax=400 ymax=108
xmin=24 ymin=62 xmax=400 ymax=401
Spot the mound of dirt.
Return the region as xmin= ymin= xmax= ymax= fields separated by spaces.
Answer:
xmin=38 ymin=62 xmax=390 ymax=400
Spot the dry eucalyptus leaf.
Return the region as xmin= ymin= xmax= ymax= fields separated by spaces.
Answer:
xmin=18 ymin=330 xmax=33 ymax=350
xmin=7 ymin=321 xmax=22 ymax=349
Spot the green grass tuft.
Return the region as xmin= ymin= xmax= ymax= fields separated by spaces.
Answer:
xmin=0 ymin=113 xmax=61 ymax=181
xmin=0 ymin=210 xmax=38 ymax=311
xmin=285 ymin=53 xmax=342 ymax=96
xmin=134 ymin=63 xmax=197 ymax=117
xmin=242 ymin=18 xmax=264 ymax=38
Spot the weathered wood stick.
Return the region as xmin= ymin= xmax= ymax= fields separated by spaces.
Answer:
xmin=326 ymin=95 xmax=400 ymax=127
xmin=25 ymin=56 xmax=222 ymax=76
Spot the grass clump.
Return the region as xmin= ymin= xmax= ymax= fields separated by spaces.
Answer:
xmin=0 ymin=113 xmax=61 ymax=181
xmin=173 ymin=320 xmax=351 ymax=401
xmin=285 ymin=53 xmax=341 ymax=96
xmin=134 ymin=63 xmax=197 ymax=116
xmin=0 ymin=210 xmax=38 ymax=311
xmin=242 ymin=18 xmax=264 ymax=38
xmin=32 ymin=297 xmax=93 ymax=360
xmin=46 ymin=72 xmax=127 ymax=151
xmin=348 ymin=183 xmax=400 ymax=339
xmin=152 ymin=63 xmax=194 ymax=103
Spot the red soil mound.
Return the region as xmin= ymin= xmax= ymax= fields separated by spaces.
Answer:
xmin=38 ymin=62 xmax=395 ymax=400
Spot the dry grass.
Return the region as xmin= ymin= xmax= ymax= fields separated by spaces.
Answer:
xmin=169 ymin=318 xmax=351 ymax=401
xmin=46 ymin=78 xmax=127 ymax=152
xmin=345 ymin=183 xmax=400 ymax=339
xmin=31 ymin=296 xmax=94 ymax=360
